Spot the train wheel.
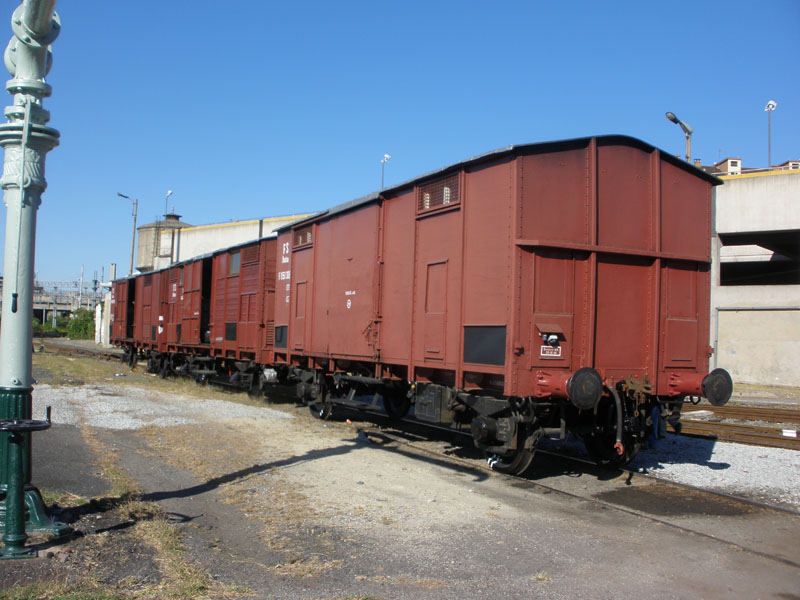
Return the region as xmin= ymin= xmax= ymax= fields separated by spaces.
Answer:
xmin=247 ymin=374 xmax=264 ymax=399
xmin=308 ymin=399 xmax=334 ymax=420
xmin=486 ymin=427 xmax=539 ymax=476
xmin=308 ymin=387 xmax=334 ymax=420
xmin=383 ymin=390 xmax=411 ymax=420
xmin=146 ymin=357 xmax=159 ymax=374
xmin=158 ymin=356 xmax=170 ymax=379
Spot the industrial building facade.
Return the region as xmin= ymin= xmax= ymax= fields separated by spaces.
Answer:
xmin=712 ymin=168 xmax=800 ymax=387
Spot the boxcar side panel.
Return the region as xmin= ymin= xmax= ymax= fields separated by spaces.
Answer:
xmin=238 ymin=243 xmax=261 ymax=352
xmin=290 ymin=245 xmax=314 ymax=353
xmin=593 ymin=255 xmax=655 ymax=375
xmin=659 ymin=261 xmax=703 ymax=371
xmin=165 ymin=266 xmax=180 ymax=346
xmin=413 ymin=206 xmax=463 ymax=372
xmin=379 ymin=191 xmax=416 ymax=366
xmin=517 ymin=147 xmax=590 ymax=245
xmin=461 ymin=160 xmax=515 ymax=374
xmin=308 ymin=222 xmax=331 ymax=356
xmin=324 ymin=206 xmax=381 ymax=359
xmin=273 ymin=232 xmax=293 ymax=360
xmin=256 ymin=237 xmax=277 ymax=364
xmin=660 ymin=160 xmax=711 ymax=261
xmin=596 ymin=144 xmax=655 ymax=252
xmin=110 ymin=280 xmax=128 ymax=342
xmin=180 ymin=260 xmax=204 ymax=345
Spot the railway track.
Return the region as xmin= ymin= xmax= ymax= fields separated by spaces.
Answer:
xmin=681 ymin=405 xmax=800 ymax=450
xmin=683 ymin=404 xmax=800 ymax=424
xmin=36 ymin=340 xmax=123 ymax=362
xmin=680 ymin=420 xmax=800 ymax=450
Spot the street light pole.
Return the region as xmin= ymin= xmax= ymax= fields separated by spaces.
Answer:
xmin=118 ymin=193 xmax=138 ymax=276
xmin=765 ymin=100 xmax=777 ymax=169
xmin=0 ymin=0 xmax=71 ymax=544
xmin=665 ymin=112 xmax=693 ymax=163
xmin=381 ymin=154 xmax=391 ymax=189
xmin=164 ymin=189 xmax=173 ymax=221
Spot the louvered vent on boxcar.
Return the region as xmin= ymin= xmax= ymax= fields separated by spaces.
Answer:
xmin=242 ymin=245 xmax=259 ymax=265
xmin=418 ymin=174 xmax=459 ymax=213
xmin=294 ymin=226 xmax=313 ymax=248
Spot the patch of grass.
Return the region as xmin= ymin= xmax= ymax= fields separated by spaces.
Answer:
xmin=68 ymin=411 xmax=229 ymax=599
xmin=530 ymin=571 xmax=551 ymax=582
xmin=40 ymin=489 xmax=87 ymax=508
xmin=0 ymin=580 xmax=125 ymax=600
xmin=271 ymin=555 xmax=343 ymax=578
xmin=33 ymin=353 xmax=126 ymax=386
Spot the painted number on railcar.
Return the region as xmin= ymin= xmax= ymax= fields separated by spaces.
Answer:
xmin=345 ymin=290 xmax=356 ymax=310
xmin=279 ymin=269 xmax=291 ymax=303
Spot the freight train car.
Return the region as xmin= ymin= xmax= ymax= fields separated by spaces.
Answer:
xmin=112 ymin=236 xmax=280 ymax=394
xmin=111 ymin=135 xmax=732 ymax=475
xmin=274 ymin=135 xmax=731 ymax=472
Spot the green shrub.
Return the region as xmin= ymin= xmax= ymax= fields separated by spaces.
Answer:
xmin=66 ymin=308 xmax=95 ymax=339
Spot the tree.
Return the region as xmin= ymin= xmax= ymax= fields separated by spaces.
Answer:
xmin=66 ymin=308 xmax=94 ymax=340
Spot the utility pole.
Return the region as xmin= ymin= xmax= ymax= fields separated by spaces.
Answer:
xmin=118 ymin=193 xmax=138 ymax=276
xmin=0 ymin=0 xmax=70 ymax=547
xmin=79 ymin=265 xmax=83 ymax=308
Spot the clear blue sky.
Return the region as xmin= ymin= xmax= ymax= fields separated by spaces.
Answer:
xmin=1 ymin=0 xmax=798 ymax=282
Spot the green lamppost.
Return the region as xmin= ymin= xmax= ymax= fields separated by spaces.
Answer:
xmin=0 ymin=0 xmax=70 ymax=542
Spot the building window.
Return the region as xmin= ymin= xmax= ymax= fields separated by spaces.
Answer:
xmin=417 ymin=174 xmax=460 ymax=214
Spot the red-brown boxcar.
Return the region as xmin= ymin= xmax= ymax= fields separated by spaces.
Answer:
xmin=206 ymin=238 xmax=278 ymax=379
xmin=276 ymin=135 xmax=732 ymax=472
xmin=112 ymin=236 xmax=279 ymax=393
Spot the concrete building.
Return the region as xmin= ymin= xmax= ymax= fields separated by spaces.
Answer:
xmin=135 ymin=213 xmax=310 ymax=273
xmin=712 ymin=168 xmax=800 ymax=387
xmin=135 ymin=211 xmax=193 ymax=273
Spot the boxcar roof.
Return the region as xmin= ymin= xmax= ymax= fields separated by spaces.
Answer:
xmin=278 ymin=134 xmax=723 ymax=231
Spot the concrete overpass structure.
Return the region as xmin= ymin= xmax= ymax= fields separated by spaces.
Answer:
xmin=0 ymin=277 xmax=102 ymax=325
xmin=712 ymin=169 xmax=800 ymax=387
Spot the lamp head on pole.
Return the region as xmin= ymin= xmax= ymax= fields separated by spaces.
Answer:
xmin=665 ymin=111 xmax=693 ymax=136
xmin=381 ymin=154 xmax=391 ymax=164
xmin=765 ymin=100 xmax=777 ymax=112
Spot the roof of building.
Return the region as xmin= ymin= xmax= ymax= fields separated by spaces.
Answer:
xmin=139 ymin=212 xmax=192 ymax=229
